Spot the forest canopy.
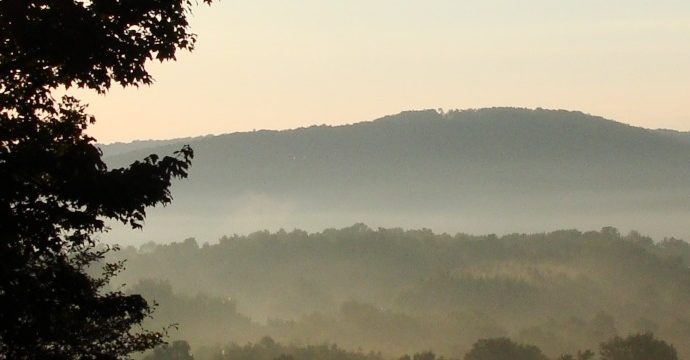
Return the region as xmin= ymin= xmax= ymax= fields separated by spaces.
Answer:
xmin=107 ymin=225 xmax=690 ymax=359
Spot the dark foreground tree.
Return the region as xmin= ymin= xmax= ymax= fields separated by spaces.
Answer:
xmin=599 ymin=333 xmax=678 ymax=360
xmin=1 ymin=0 xmax=211 ymax=358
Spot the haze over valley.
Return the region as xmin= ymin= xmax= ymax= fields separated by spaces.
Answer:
xmin=96 ymin=108 xmax=690 ymax=359
xmin=6 ymin=1 xmax=690 ymax=359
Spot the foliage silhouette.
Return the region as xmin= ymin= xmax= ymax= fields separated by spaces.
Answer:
xmin=0 ymin=0 xmax=212 ymax=358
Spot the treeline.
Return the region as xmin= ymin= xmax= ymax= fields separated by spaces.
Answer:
xmin=108 ymin=225 xmax=690 ymax=358
xmin=143 ymin=333 xmax=679 ymax=360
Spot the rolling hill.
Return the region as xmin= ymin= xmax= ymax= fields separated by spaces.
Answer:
xmin=102 ymin=108 xmax=690 ymax=243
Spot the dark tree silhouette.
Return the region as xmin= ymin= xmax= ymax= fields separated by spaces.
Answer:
xmin=599 ymin=333 xmax=678 ymax=360
xmin=0 ymin=0 xmax=212 ymax=358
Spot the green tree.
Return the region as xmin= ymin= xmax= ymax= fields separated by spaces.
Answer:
xmin=599 ymin=333 xmax=678 ymax=360
xmin=464 ymin=338 xmax=548 ymax=360
xmin=0 ymin=0 xmax=211 ymax=358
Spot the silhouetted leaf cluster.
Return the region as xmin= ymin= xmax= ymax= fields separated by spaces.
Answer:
xmin=0 ymin=0 xmax=211 ymax=358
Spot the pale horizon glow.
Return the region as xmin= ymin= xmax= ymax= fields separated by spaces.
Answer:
xmin=76 ymin=0 xmax=690 ymax=143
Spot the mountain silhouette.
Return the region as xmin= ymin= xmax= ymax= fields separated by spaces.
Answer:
xmin=102 ymin=108 xmax=690 ymax=242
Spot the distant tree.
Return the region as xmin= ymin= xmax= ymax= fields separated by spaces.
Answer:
xmin=399 ymin=351 xmax=440 ymax=360
xmin=599 ymin=333 xmax=678 ymax=360
xmin=464 ymin=338 xmax=548 ymax=360
xmin=558 ymin=350 xmax=595 ymax=360
xmin=0 ymin=0 xmax=212 ymax=359
xmin=217 ymin=338 xmax=384 ymax=360
xmin=144 ymin=340 xmax=194 ymax=360
xmin=577 ymin=350 xmax=595 ymax=360
xmin=413 ymin=352 xmax=438 ymax=360
xmin=600 ymin=227 xmax=621 ymax=239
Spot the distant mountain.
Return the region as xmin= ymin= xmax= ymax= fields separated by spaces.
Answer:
xmin=98 ymin=137 xmax=195 ymax=157
xmin=104 ymin=108 xmax=690 ymax=243
xmin=655 ymin=128 xmax=690 ymax=145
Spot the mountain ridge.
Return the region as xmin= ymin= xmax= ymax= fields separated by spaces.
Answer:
xmin=102 ymin=106 xmax=690 ymax=148
xmin=99 ymin=107 xmax=689 ymax=157
xmin=102 ymin=108 xmax=690 ymax=243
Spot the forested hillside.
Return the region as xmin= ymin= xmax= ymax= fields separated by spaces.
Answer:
xmin=102 ymin=108 xmax=690 ymax=243
xmin=110 ymin=226 xmax=690 ymax=359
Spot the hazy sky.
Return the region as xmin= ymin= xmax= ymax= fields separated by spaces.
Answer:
xmin=77 ymin=0 xmax=690 ymax=143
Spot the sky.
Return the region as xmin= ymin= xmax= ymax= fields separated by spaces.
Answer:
xmin=77 ymin=0 xmax=690 ymax=143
